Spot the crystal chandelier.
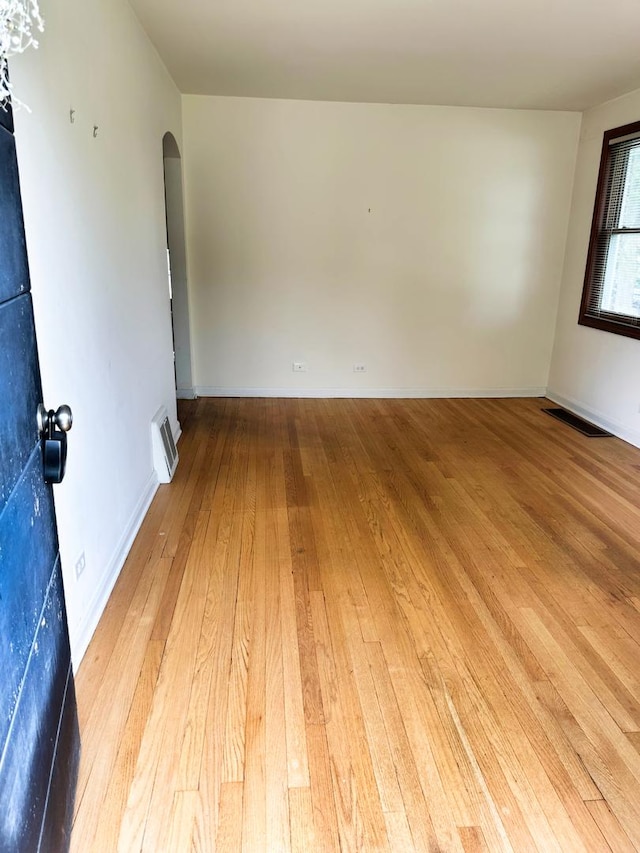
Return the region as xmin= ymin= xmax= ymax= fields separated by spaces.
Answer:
xmin=1 ymin=0 xmax=44 ymax=108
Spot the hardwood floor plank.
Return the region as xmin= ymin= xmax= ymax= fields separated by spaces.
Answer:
xmin=579 ymin=624 xmax=640 ymax=706
xmin=240 ymin=506 xmax=267 ymax=852
xmin=383 ymin=810 xmax=415 ymax=852
xmin=263 ymin=457 xmax=293 ymax=852
xmin=365 ymin=642 xmax=446 ymax=853
xmin=74 ymin=638 xmax=165 ymax=853
xmin=585 ymin=799 xmax=637 ymax=852
xmin=278 ymin=504 xmax=311 ymax=788
xmin=216 ymin=782 xmax=244 ymax=853
xmin=344 ymin=624 xmax=405 ymax=816
xmin=71 ymin=397 xmax=640 ymax=852
xmin=304 ymin=722 xmax=341 ymax=852
xmin=197 ymin=494 xmax=243 ymax=840
xmin=71 ymin=557 xmax=173 ymax=851
xmin=221 ymin=515 xmax=253 ymax=784
xmin=458 ymin=825 xmax=491 ymax=852
xmin=309 ymin=590 xmax=388 ymax=852
xmin=519 ymin=606 xmax=640 ymax=848
xmin=288 ymin=787 xmax=316 ymax=853
xmin=627 ymin=731 xmax=640 ymax=756
xmin=177 ymin=526 xmax=225 ymax=789
xmin=116 ymin=510 xmax=212 ymax=853
xmin=166 ymin=790 xmax=200 ymax=852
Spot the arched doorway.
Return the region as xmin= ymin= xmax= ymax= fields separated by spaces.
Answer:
xmin=162 ymin=132 xmax=194 ymax=398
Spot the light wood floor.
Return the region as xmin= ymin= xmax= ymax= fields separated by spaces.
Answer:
xmin=71 ymin=397 xmax=640 ymax=852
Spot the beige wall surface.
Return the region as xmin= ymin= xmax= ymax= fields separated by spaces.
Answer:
xmin=548 ymin=88 xmax=640 ymax=448
xmin=183 ymin=96 xmax=580 ymax=397
xmin=12 ymin=0 xmax=182 ymax=663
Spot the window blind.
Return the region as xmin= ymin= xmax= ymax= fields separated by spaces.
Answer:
xmin=584 ymin=133 xmax=640 ymax=328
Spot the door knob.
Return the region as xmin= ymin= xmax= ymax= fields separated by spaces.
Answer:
xmin=37 ymin=403 xmax=73 ymax=435
xmin=37 ymin=403 xmax=73 ymax=484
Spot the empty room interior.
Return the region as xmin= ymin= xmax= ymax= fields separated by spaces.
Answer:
xmin=3 ymin=0 xmax=640 ymax=849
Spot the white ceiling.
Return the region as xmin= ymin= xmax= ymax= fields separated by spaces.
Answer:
xmin=128 ymin=0 xmax=640 ymax=111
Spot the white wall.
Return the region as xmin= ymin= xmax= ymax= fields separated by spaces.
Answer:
xmin=183 ymin=96 xmax=580 ymax=397
xmin=548 ymin=88 xmax=640 ymax=448
xmin=11 ymin=0 xmax=182 ymax=664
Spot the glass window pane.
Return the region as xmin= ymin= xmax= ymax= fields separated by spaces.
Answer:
xmin=619 ymin=145 xmax=640 ymax=229
xmin=601 ymin=232 xmax=640 ymax=318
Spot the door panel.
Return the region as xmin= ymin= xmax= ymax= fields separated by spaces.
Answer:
xmin=0 ymin=107 xmax=79 ymax=849
xmin=39 ymin=667 xmax=79 ymax=852
xmin=0 ymin=451 xmax=59 ymax=747
xmin=0 ymin=104 xmax=14 ymax=133
xmin=0 ymin=559 xmax=73 ymax=851
xmin=0 ymin=126 xmax=29 ymax=302
xmin=0 ymin=294 xmax=42 ymax=505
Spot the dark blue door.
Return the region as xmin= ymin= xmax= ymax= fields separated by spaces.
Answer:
xmin=0 ymin=104 xmax=79 ymax=850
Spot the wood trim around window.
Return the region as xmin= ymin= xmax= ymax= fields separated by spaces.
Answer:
xmin=578 ymin=119 xmax=640 ymax=341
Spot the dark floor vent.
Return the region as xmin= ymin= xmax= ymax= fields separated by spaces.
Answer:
xmin=542 ymin=408 xmax=612 ymax=438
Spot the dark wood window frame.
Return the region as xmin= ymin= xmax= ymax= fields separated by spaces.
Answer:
xmin=578 ymin=119 xmax=640 ymax=341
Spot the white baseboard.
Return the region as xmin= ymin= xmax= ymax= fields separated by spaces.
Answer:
xmin=70 ymin=473 xmax=159 ymax=670
xmin=545 ymin=390 xmax=640 ymax=450
xmin=194 ymin=386 xmax=547 ymax=400
xmin=176 ymin=387 xmax=196 ymax=400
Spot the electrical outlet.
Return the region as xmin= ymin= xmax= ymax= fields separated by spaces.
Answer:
xmin=292 ymin=362 xmax=308 ymax=372
xmin=353 ymin=363 xmax=367 ymax=373
xmin=75 ymin=551 xmax=86 ymax=580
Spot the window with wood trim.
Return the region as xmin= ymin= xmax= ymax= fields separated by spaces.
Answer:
xmin=579 ymin=120 xmax=640 ymax=340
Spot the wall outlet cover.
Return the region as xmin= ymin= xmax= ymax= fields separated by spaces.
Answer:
xmin=75 ymin=551 xmax=86 ymax=580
